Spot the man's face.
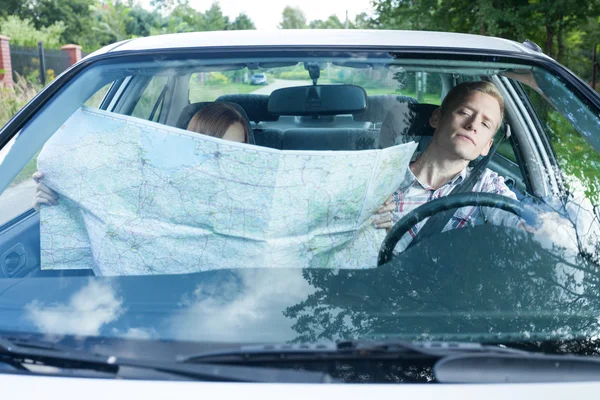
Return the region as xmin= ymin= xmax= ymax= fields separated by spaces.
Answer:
xmin=430 ymin=91 xmax=502 ymax=161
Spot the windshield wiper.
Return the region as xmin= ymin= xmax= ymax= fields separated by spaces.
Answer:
xmin=180 ymin=339 xmax=600 ymax=383
xmin=178 ymin=340 xmax=600 ymax=383
xmin=0 ymin=336 xmax=332 ymax=383
xmin=178 ymin=339 xmax=529 ymax=364
xmin=435 ymin=352 xmax=600 ymax=383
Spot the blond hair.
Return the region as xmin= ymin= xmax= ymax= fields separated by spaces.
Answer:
xmin=440 ymin=81 xmax=505 ymax=123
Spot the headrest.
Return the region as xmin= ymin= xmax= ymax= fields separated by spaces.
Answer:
xmin=353 ymin=94 xmax=418 ymax=122
xmin=175 ymin=101 xmax=256 ymax=144
xmin=215 ymin=94 xmax=279 ymax=123
xmin=379 ymin=103 xmax=438 ymax=148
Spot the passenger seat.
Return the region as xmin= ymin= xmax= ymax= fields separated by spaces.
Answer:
xmin=353 ymin=94 xmax=417 ymax=127
xmin=379 ymin=103 xmax=437 ymax=151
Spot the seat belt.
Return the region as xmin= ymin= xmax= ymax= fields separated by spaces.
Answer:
xmin=405 ymin=124 xmax=511 ymax=250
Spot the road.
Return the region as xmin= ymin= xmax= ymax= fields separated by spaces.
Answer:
xmin=0 ymin=180 xmax=36 ymax=226
xmin=251 ymin=79 xmax=311 ymax=94
xmin=0 ymin=79 xmax=312 ymax=226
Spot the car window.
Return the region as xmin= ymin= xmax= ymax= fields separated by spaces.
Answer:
xmin=0 ymin=82 xmax=117 ymax=226
xmin=1 ymin=48 xmax=600 ymax=370
xmin=523 ymin=84 xmax=600 ymax=205
xmin=496 ymin=140 xmax=518 ymax=163
xmin=189 ymin=71 xmax=256 ymax=103
xmin=131 ymin=76 xmax=169 ymax=121
xmin=83 ymin=83 xmax=113 ymax=109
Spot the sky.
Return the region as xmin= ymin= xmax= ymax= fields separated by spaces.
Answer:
xmin=137 ymin=0 xmax=375 ymax=30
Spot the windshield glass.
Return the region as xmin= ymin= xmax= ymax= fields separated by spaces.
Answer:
xmin=0 ymin=49 xmax=599 ymax=362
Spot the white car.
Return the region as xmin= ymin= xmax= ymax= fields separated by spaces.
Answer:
xmin=250 ymin=72 xmax=268 ymax=84
xmin=0 ymin=29 xmax=600 ymax=398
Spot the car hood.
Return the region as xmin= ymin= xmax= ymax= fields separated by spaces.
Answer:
xmin=3 ymin=372 xmax=600 ymax=399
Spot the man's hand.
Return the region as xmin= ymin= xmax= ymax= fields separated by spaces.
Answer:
xmin=373 ymin=195 xmax=396 ymax=232
xmin=32 ymin=171 xmax=58 ymax=211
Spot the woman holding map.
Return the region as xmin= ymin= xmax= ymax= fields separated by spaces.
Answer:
xmin=32 ymin=102 xmax=250 ymax=210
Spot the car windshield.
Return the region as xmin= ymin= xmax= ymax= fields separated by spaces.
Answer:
xmin=0 ymin=46 xmax=600 ymax=379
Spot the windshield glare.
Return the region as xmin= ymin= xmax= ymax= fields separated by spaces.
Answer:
xmin=0 ymin=50 xmax=599 ymax=362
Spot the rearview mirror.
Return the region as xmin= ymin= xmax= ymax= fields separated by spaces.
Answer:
xmin=268 ymin=85 xmax=367 ymax=116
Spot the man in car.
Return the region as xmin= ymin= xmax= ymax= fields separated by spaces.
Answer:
xmin=372 ymin=81 xmax=519 ymax=251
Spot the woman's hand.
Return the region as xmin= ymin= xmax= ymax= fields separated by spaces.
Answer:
xmin=32 ymin=171 xmax=58 ymax=211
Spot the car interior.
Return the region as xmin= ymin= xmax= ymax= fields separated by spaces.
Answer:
xmin=0 ymin=58 xmax=556 ymax=279
xmin=150 ymin=71 xmax=529 ymax=199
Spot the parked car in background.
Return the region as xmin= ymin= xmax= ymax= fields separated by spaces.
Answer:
xmin=250 ymin=72 xmax=268 ymax=85
xmin=0 ymin=29 xmax=599 ymax=397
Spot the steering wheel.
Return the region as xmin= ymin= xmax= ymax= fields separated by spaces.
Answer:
xmin=377 ymin=193 xmax=539 ymax=266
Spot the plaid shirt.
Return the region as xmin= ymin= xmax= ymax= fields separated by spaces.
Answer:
xmin=391 ymin=163 xmax=518 ymax=252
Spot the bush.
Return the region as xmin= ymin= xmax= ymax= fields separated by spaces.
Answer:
xmin=279 ymin=70 xmax=310 ymax=80
xmin=0 ymin=16 xmax=65 ymax=49
xmin=206 ymin=72 xmax=230 ymax=85
xmin=0 ymin=74 xmax=40 ymax=127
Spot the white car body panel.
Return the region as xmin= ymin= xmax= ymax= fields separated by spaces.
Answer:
xmin=98 ymin=29 xmax=531 ymax=54
xmin=2 ymin=373 xmax=599 ymax=399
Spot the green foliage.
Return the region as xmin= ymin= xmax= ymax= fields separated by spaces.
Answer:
xmin=309 ymin=15 xmax=345 ymax=29
xmin=0 ymin=16 xmax=65 ymax=48
xmin=352 ymin=12 xmax=375 ymax=29
xmin=188 ymin=81 xmax=255 ymax=102
xmin=524 ymin=85 xmax=600 ymax=203
xmin=206 ymin=72 xmax=230 ymax=85
xmin=279 ymin=70 xmax=310 ymax=80
xmin=0 ymin=75 xmax=40 ymax=127
xmin=126 ymin=6 xmax=161 ymax=37
xmin=371 ymin=0 xmax=600 ymax=85
xmin=25 ymin=0 xmax=97 ymax=46
xmin=279 ymin=6 xmax=308 ymax=29
xmin=229 ymin=13 xmax=256 ymax=30
xmin=201 ymin=3 xmax=229 ymax=31
xmin=93 ymin=0 xmax=133 ymax=43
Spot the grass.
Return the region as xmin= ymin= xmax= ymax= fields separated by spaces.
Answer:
xmin=84 ymin=84 xmax=111 ymax=108
xmin=364 ymin=88 xmax=441 ymax=105
xmin=189 ymin=82 xmax=257 ymax=102
xmin=0 ymin=76 xmax=39 ymax=127
xmin=0 ymin=77 xmax=40 ymax=187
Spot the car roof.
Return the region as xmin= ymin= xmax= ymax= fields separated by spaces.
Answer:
xmin=92 ymin=29 xmax=542 ymax=57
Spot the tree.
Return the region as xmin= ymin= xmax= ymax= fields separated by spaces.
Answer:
xmin=0 ymin=15 xmax=65 ymax=48
xmin=0 ymin=0 xmax=29 ymax=20
xmin=126 ymin=5 xmax=162 ymax=37
xmin=229 ymin=13 xmax=256 ymax=30
xmin=371 ymin=0 xmax=600 ymax=90
xmin=199 ymin=2 xmax=229 ymax=31
xmin=166 ymin=1 xmax=201 ymax=32
xmin=352 ymin=12 xmax=375 ymax=29
xmin=526 ymin=0 xmax=599 ymax=62
xmin=309 ymin=15 xmax=344 ymax=29
xmin=93 ymin=0 xmax=133 ymax=43
xmin=0 ymin=0 xmax=97 ymax=46
xmin=279 ymin=6 xmax=307 ymax=29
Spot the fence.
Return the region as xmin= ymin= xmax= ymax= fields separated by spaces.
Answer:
xmin=10 ymin=44 xmax=70 ymax=84
xmin=0 ymin=36 xmax=82 ymax=87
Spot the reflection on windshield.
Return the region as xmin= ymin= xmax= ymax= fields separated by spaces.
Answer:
xmin=25 ymin=280 xmax=123 ymax=336
xmin=520 ymin=70 xmax=600 ymax=265
xmin=167 ymin=269 xmax=314 ymax=342
xmin=285 ymin=225 xmax=599 ymax=344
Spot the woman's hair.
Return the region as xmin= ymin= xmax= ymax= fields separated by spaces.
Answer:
xmin=186 ymin=102 xmax=249 ymax=143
